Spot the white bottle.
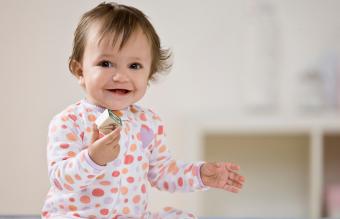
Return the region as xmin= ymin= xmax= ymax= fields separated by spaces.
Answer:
xmin=241 ymin=0 xmax=279 ymax=112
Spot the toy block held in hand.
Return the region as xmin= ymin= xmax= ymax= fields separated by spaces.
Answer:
xmin=95 ymin=109 xmax=122 ymax=134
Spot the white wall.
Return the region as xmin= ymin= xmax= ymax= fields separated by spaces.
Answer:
xmin=0 ymin=0 xmax=339 ymax=215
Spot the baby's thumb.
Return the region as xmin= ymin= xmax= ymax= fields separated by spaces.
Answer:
xmin=91 ymin=123 xmax=99 ymax=143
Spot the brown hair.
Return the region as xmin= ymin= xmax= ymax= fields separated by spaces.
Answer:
xmin=69 ymin=2 xmax=171 ymax=80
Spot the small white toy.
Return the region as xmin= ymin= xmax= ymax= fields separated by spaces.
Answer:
xmin=95 ymin=109 xmax=122 ymax=134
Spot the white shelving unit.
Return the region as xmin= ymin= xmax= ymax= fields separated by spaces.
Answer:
xmin=189 ymin=113 xmax=340 ymax=219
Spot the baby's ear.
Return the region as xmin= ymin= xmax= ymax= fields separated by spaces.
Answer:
xmin=70 ymin=60 xmax=85 ymax=86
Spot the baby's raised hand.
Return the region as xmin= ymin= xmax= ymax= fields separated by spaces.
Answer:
xmin=87 ymin=124 xmax=121 ymax=166
xmin=200 ymin=162 xmax=245 ymax=193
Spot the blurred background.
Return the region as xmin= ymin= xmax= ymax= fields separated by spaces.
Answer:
xmin=0 ymin=0 xmax=339 ymax=218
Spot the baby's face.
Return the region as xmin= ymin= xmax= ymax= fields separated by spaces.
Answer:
xmin=78 ymin=26 xmax=152 ymax=110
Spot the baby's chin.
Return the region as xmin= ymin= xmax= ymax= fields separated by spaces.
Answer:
xmin=86 ymin=96 xmax=132 ymax=111
xmin=103 ymin=102 xmax=133 ymax=111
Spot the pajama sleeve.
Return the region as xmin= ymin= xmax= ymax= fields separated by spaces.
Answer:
xmin=147 ymin=113 xmax=209 ymax=193
xmin=46 ymin=113 xmax=106 ymax=192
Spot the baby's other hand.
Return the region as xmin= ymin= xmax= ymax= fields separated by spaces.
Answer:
xmin=200 ymin=162 xmax=245 ymax=193
xmin=87 ymin=123 xmax=121 ymax=166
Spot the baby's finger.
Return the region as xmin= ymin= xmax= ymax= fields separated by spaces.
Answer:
xmin=97 ymin=127 xmax=121 ymax=145
xmin=228 ymin=172 xmax=245 ymax=182
xmin=106 ymin=134 xmax=121 ymax=146
xmin=103 ymin=127 xmax=121 ymax=144
xmin=225 ymin=162 xmax=240 ymax=171
xmin=230 ymin=179 xmax=243 ymax=189
xmin=224 ymin=185 xmax=241 ymax=193
xmin=91 ymin=124 xmax=99 ymax=143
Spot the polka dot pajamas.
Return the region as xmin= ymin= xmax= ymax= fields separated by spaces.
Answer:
xmin=42 ymin=99 xmax=208 ymax=219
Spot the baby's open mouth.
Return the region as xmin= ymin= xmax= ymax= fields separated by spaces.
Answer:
xmin=108 ymin=89 xmax=131 ymax=95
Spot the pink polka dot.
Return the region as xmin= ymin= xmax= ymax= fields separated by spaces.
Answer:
xmin=124 ymin=155 xmax=134 ymax=164
xmin=60 ymin=143 xmax=69 ymax=149
xmin=178 ymin=177 xmax=183 ymax=187
xmin=140 ymin=113 xmax=147 ymax=121
xmin=141 ymin=184 xmax=146 ymax=193
xmin=68 ymin=114 xmax=77 ymax=122
xmin=100 ymin=209 xmax=109 ymax=215
xmin=127 ymin=177 xmax=134 ymax=183
xmin=53 ymin=179 xmax=62 ymax=190
xmin=163 ymin=182 xmax=169 ymax=190
xmin=64 ymin=183 xmax=74 ymax=191
xmin=92 ymin=188 xmax=104 ymax=197
xmin=112 ymin=171 xmax=120 ymax=177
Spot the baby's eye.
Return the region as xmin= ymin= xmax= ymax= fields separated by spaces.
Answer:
xmin=129 ymin=63 xmax=142 ymax=70
xmin=98 ymin=60 xmax=113 ymax=68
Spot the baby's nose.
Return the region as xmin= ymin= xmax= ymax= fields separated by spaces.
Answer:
xmin=112 ymin=71 xmax=128 ymax=82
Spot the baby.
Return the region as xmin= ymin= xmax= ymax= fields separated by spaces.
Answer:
xmin=42 ymin=2 xmax=245 ymax=219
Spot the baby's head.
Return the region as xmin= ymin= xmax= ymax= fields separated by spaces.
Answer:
xmin=68 ymin=2 xmax=171 ymax=110
xmin=69 ymin=2 xmax=171 ymax=80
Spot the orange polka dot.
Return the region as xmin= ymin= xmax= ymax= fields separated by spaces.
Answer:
xmin=130 ymin=106 xmax=138 ymax=113
xmin=130 ymin=144 xmax=137 ymax=152
xmin=121 ymin=168 xmax=128 ymax=174
xmin=132 ymin=195 xmax=141 ymax=204
xmin=88 ymin=114 xmax=96 ymax=122
xmin=65 ymin=175 xmax=74 ymax=184
xmin=122 ymin=207 xmax=130 ymax=214
xmin=80 ymin=195 xmax=91 ymax=204
xmin=112 ymin=110 xmax=123 ymax=117
xmin=164 ymin=206 xmax=173 ymax=212
xmin=142 ymin=162 xmax=149 ymax=170
xmin=68 ymin=205 xmax=77 ymax=211
xmin=96 ymin=174 xmax=105 ymax=180
xmin=120 ymin=186 xmax=128 ymax=195
xmin=158 ymin=145 xmax=166 ymax=153
xmin=66 ymin=133 xmax=77 ymax=141
xmin=86 ymin=127 xmax=91 ymax=132
xmin=167 ymin=161 xmax=179 ymax=174
xmin=67 ymin=151 xmax=76 ymax=157
xmin=100 ymin=181 xmax=111 ymax=186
